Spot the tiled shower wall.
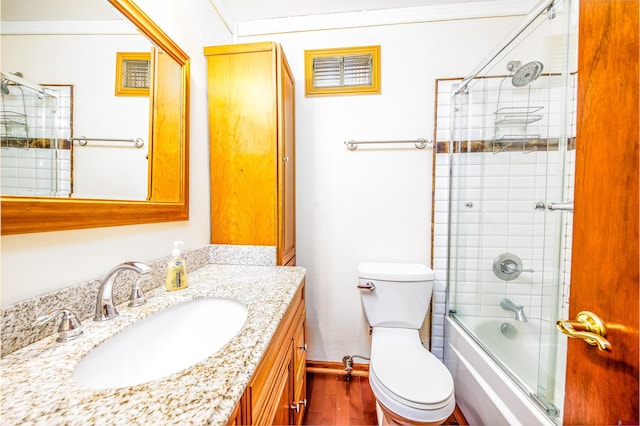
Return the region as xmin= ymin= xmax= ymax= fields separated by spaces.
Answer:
xmin=430 ymin=75 xmax=576 ymax=360
xmin=1 ymin=85 xmax=72 ymax=196
xmin=1 ymin=148 xmax=71 ymax=196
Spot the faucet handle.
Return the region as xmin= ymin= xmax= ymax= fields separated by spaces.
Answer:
xmin=33 ymin=308 xmax=84 ymax=343
xmin=129 ymin=275 xmax=151 ymax=307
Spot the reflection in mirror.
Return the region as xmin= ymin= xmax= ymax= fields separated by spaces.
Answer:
xmin=1 ymin=0 xmax=152 ymax=200
xmin=0 ymin=0 xmax=190 ymax=234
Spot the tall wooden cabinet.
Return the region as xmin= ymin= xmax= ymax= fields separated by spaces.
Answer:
xmin=204 ymin=42 xmax=296 ymax=266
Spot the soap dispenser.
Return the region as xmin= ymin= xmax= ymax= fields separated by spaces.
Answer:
xmin=165 ymin=241 xmax=188 ymax=291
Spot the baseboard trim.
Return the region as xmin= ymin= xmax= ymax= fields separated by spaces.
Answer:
xmin=306 ymin=359 xmax=369 ymax=377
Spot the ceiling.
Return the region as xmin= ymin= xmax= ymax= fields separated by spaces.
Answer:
xmin=1 ymin=0 xmax=534 ymax=22
xmin=1 ymin=0 xmax=121 ymax=21
xmin=1 ymin=0 xmax=538 ymax=37
xmin=212 ymin=0 xmax=514 ymax=22
xmin=212 ymin=0 xmax=538 ymax=36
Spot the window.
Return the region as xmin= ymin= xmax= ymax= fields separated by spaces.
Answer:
xmin=305 ymin=45 xmax=380 ymax=96
xmin=115 ymin=52 xmax=150 ymax=96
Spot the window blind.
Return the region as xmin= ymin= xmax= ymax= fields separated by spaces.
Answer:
xmin=313 ymin=54 xmax=373 ymax=88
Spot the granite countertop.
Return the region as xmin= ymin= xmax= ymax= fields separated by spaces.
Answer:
xmin=1 ymin=263 xmax=306 ymax=425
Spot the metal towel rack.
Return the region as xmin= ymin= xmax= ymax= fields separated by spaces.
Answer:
xmin=67 ymin=136 xmax=145 ymax=148
xmin=344 ymin=138 xmax=432 ymax=151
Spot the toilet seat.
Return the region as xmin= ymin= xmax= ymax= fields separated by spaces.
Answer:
xmin=369 ymin=327 xmax=455 ymax=423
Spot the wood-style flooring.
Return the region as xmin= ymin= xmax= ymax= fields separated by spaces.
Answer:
xmin=303 ymin=372 xmax=465 ymax=425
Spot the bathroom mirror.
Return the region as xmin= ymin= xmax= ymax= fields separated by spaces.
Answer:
xmin=0 ymin=0 xmax=190 ymax=234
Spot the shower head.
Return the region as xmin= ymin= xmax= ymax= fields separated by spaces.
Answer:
xmin=511 ymin=61 xmax=543 ymax=87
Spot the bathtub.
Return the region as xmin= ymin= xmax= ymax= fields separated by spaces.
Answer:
xmin=444 ymin=315 xmax=559 ymax=425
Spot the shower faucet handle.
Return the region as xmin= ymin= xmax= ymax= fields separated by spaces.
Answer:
xmin=357 ymin=281 xmax=376 ymax=291
xmin=493 ymin=253 xmax=534 ymax=281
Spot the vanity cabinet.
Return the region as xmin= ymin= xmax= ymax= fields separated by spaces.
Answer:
xmin=204 ymin=42 xmax=296 ymax=266
xmin=228 ymin=280 xmax=306 ymax=425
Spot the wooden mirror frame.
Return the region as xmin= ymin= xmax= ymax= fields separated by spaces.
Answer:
xmin=0 ymin=0 xmax=190 ymax=235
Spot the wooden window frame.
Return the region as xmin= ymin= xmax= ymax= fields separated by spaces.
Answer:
xmin=115 ymin=52 xmax=150 ymax=96
xmin=304 ymin=45 xmax=381 ymax=97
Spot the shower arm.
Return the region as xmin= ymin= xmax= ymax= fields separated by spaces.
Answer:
xmin=455 ymin=0 xmax=555 ymax=94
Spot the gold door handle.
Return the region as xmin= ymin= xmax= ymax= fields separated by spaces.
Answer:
xmin=556 ymin=311 xmax=612 ymax=352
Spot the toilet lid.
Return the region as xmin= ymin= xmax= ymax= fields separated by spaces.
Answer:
xmin=371 ymin=328 xmax=454 ymax=409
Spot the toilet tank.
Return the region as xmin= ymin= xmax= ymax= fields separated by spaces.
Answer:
xmin=358 ymin=262 xmax=434 ymax=329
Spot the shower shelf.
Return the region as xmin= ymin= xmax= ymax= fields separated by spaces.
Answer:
xmin=494 ymin=106 xmax=543 ymax=125
xmin=1 ymin=112 xmax=29 ymax=148
xmin=493 ymin=104 xmax=544 ymax=148
xmin=1 ymin=111 xmax=27 ymax=126
xmin=494 ymin=134 xmax=541 ymax=142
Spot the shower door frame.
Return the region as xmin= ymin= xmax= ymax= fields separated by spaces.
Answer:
xmin=441 ymin=0 xmax=578 ymax=421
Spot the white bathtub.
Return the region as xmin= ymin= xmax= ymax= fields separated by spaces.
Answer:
xmin=444 ymin=316 xmax=559 ymax=425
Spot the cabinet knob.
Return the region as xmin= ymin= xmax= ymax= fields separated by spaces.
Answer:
xmin=282 ymin=156 xmax=289 ymax=162
xmin=298 ymin=343 xmax=307 ymax=351
xmin=290 ymin=399 xmax=307 ymax=413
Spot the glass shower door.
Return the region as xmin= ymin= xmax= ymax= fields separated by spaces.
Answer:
xmin=444 ymin=0 xmax=578 ymax=421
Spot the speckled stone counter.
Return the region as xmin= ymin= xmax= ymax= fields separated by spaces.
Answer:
xmin=1 ymin=263 xmax=306 ymax=426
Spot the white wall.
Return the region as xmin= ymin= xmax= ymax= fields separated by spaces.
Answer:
xmin=0 ymin=0 xmax=232 ymax=306
xmin=239 ymin=16 xmax=522 ymax=362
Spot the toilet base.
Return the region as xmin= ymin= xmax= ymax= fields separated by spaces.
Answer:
xmin=376 ymin=401 xmax=449 ymax=426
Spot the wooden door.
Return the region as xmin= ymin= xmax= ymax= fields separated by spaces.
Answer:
xmin=563 ymin=0 xmax=639 ymax=424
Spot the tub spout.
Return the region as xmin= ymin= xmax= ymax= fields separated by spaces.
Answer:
xmin=500 ymin=298 xmax=528 ymax=322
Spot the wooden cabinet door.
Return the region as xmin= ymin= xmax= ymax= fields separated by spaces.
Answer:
xmin=292 ymin=313 xmax=307 ymax=426
xmin=273 ymin=345 xmax=294 ymax=426
xmin=206 ymin=43 xmax=278 ymax=246
xmin=148 ymin=47 xmax=184 ymax=202
xmin=277 ymin=45 xmax=296 ymax=266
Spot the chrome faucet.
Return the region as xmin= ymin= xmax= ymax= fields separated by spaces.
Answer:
xmin=95 ymin=261 xmax=152 ymax=321
xmin=500 ymin=298 xmax=528 ymax=322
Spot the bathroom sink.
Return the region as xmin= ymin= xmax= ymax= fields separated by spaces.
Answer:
xmin=73 ymin=297 xmax=248 ymax=389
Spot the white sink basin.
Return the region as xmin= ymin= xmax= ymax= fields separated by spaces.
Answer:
xmin=73 ymin=297 xmax=248 ymax=389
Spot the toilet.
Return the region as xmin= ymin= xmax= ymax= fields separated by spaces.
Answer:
xmin=358 ymin=262 xmax=455 ymax=425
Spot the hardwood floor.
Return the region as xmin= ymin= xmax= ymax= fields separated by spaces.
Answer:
xmin=303 ymin=372 xmax=465 ymax=425
xmin=303 ymin=372 xmax=378 ymax=425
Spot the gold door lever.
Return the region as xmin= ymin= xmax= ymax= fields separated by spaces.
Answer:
xmin=556 ymin=311 xmax=612 ymax=352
